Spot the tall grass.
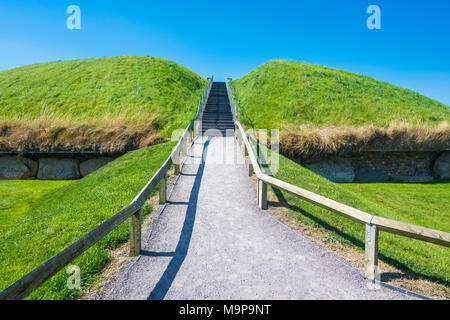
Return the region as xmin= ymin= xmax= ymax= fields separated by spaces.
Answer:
xmin=280 ymin=122 xmax=450 ymax=161
xmin=231 ymin=59 xmax=450 ymax=156
xmin=0 ymin=56 xmax=207 ymax=152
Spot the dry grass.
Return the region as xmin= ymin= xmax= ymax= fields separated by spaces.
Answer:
xmin=280 ymin=121 xmax=450 ymax=161
xmin=0 ymin=118 xmax=166 ymax=153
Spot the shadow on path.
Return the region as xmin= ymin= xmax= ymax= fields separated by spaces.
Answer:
xmin=145 ymin=138 xmax=211 ymax=300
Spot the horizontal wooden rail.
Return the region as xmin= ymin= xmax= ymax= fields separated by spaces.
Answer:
xmin=235 ymin=121 xmax=261 ymax=176
xmin=0 ymin=202 xmax=140 ymax=300
xmin=0 ymin=78 xmax=214 ymax=300
xmin=258 ymin=173 xmax=450 ymax=247
xmin=234 ymin=119 xmax=450 ymax=281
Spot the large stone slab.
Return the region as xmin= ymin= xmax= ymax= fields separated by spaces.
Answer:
xmin=37 ymin=158 xmax=80 ymax=180
xmin=80 ymin=157 xmax=113 ymax=177
xmin=0 ymin=156 xmax=38 ymax=180
xmin=306 ymin=158 xmax=355 ymax=183
xmin=390 ymin=176 xmax=435 ymax=183
xmin=354 ymin=168 xmax=389 ymax=183
xmin=433 ymin=151 xmax=450 ymax=179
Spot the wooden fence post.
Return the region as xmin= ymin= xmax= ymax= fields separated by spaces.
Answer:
xmin=365 ymin=223 xmax=379 ymax=280
xmin=159 ymin=174 xmax=167 ymax=205
xmin=174 ymin=151 xmax=180 ymax=175
xmin=256 ymin=135 xmax=260 ymax=158
xmin=129 ymin=209 xmax=142 ymax=257
xmin=258 ymin=179 xmax=268 ymax=210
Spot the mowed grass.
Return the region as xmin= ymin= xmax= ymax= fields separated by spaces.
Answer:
xmin=341 ymin=181 xmax=450 ymax=232
xmin=255 ymin=143 xmax=450 ymax=286
xmin=0 ymin=141 xmax=176 ymax=299
xmin=0 ymin=56 xmax=207 ymax=137
xmin=0 ymin=181 xmax=72 ymax=228
xmin=231 ymin=60 xmax=449 ymax=130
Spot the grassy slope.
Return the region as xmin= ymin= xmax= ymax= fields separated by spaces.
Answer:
xmin=0 ymin=56 xmax=207 ymax=137
xmin=235 ymin=60 xmax=450 ymax=285
xmin=231 ymin=60 xmax=449 ymax=130
xmin=257 ymin=142 xmax=450 ymax=285
xmin=0 ymin=141 xmax=176 ymax=299
xmin=0 ymin=181 xmax=71 ymax=228
xmin=341 ymin=182 xmax=450 ymax=231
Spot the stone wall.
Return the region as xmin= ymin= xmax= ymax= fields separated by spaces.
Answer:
xmin=0 ymin=153 xmax=118 ymax=180
xmin=302 ymin=151 xmax=449 ymax=183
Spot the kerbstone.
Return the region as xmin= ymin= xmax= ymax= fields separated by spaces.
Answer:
xmin=433 ymin=152 xmax=450 ymax=179
xmin=80 ymin=158 xmax=113 ymax=177
xmin=354 ymin=168 xmax=389 ymax=183
xmin=306 ymin=158 xmax=355 ymax=183
xmin=37 ymin=158 xmax=80 ymax=180
xmin=0 ymin=156 xmax=38 ymax=180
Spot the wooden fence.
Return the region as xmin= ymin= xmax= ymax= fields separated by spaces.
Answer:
xmin=0 ymin=77 xmax=214 ymax=300
xmin=234 ymin=120 xmax=450 ymax=281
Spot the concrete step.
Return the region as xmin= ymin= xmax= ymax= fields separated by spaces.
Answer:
xmin=201 ymin=125 xmax=235 ymax=129
xmin=202 ymin=118 xmax=234 ymax=122
xmin=203 ymin=111 xmax=233 ymax=114
xmin=201 ymin=130 xmax=235 ymax=137
xmin=202 ymin=120 xmax=235 ymax=124
xmin=203 ymin=112 xmax=233 ymax=115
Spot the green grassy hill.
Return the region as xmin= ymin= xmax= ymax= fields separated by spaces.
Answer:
xmin=0 ymin=141 xmax=176 ymax=299
xmin=0 ymin=56 xmax=207 ymax=152
xmin=231 ymin=60 xmax=449 ymax=130
xmin=231 ymin=60 xmax=449 ymax=159
xmin=237 ymin=60 xmax=450 ymax=295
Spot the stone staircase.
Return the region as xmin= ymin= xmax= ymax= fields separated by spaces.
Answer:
xmin=201 ymin=82 xmax=235 ymax=136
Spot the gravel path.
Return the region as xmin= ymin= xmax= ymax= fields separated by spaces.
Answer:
xmin=100 ymin=136 xmax=416 ymax=300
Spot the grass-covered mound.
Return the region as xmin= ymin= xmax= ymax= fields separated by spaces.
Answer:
xmin=231 ymin=60 xmax=449 ymax=159
xmin=0 ymin=141 xmax=176 ymax=299
xmin=237 ymin=60 xmax=450 ymax=292
xmin=0 ymin=56 xmax=206 ymax=152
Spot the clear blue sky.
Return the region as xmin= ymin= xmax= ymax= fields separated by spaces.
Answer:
xmin=1 ymin=0 xmax=449 ymax=105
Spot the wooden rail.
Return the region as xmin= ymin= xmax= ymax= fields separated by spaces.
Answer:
xmin=234 ymin=120 xmax=450 ymax=281
xmin=0 ymin=78 xmax=214 ymax=300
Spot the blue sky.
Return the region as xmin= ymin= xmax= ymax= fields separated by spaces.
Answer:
xmin=1 ymin=0 xmax=449 ymax=105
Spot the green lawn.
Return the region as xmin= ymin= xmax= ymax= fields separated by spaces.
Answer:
xmin=230 ymin=60 xmax=449 ymax=131
xmin=0 ymin=180 xmax=72 ymax=229
xmin=341 ymin=181 xmax=450 ymax=232
xmin=0 ymin=141 xmax=176 ymax=299
xmin=0 ymin=56 xmax=207 ymax=137
xmin=256 ymin=142 xmax=450 ymax=286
